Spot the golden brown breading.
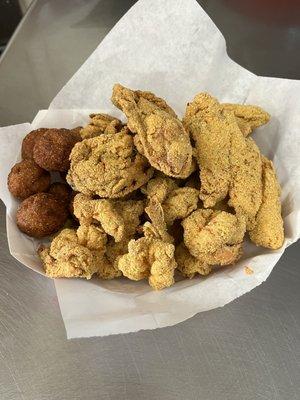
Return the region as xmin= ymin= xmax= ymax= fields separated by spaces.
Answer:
xmin=228 ymin=111 xmax=263 ymax=229
xmin=141 ymin=175 xmax=178 ymax=203
xmin=176 ymin=240 xmax=242 ymax=279
xmin=39 ymin=227 xmax=120 ymax=280
xmin=80 ymin=113 xmax=123 ymax=139
xmin=144 ymin=198 xmax=174 ymax=243
xmin=77 ymin=225 xmax=107 ymax=252
xmin=73 ymin=194 xmax=144 ymax=242
xmin=67 ymin=131 xmax=153 ymax=198
xmin=112 ymin=84 xmax=193 ymax=178
xmin=106 ymin=238 xmax=129 ymax=267
xmin=199 ymin=243 xmax=243 ymax=266
xmin=249 ymin=157 xmax=284 ymax=249
xmin=221 ymin=103 xmax=270 ymax=137
xmin=182 ymin=209 xmax=240 ymax=257
xmin=162 ymin=187 xmax=199 ymax=225
xmin=175 ymin=243 xmax=212 ymax=278
xmin=117 ymin=237 xmax=176 ymax=290
xmin=38 ymin=229 xmax=101 ymax=279
xmin=184 ymin=93 xmax=231 ymax=207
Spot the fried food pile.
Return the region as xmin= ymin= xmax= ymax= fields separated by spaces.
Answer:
xmin=8 ymin=84 xmax=284 ymax=289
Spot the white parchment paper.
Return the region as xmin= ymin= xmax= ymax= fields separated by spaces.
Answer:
xmin=0 ymin=0 xmax=299 ymax=338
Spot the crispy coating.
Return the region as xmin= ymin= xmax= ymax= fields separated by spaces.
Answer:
xmin=182 ymin=209 xmax=240 ymax=257
xmin=112 ymin=84 xmax=193 ymax=178
xmin=48 ymin=182 xmax=72 ymax=205
xmin=117 ymin=237 xmax=176 ymax=290
xmin=162 ymin=187 xmax=199 ymax=225
xmin=73 ymin=194 xmax=144 ymax=241
xmin=175 ymin=241 xmax=242 ymax=278
xmin=77 ymin=225 xmax=107 ymax=252
xmin=175 ymin=243 xmax=212 ymax=278
xmin=33 ymin=128 xmax=81 ymax=172
xmin=142 ymin=175 xmax=178 ymax=203
xmin=249 ymin=157 xmax=284 ymax=249
xmin=67 ymin=131 xmax=153 ymax=198
xmin=39 ymin=227 xmax=120 ymax=280
xmin=17 ymin=193 xmax=68 ymax=238
xmin=202 ymin=243 xmax=243 ymax=265
xmin=80 ymin=113 xmax=123 ymax=139
xmin=144 ymin=198 xmax=174 ymax=243
xmin=184 ymin=93 xmax=231 ymax=207
xmin=8 ymin=159 xmax=50 ymax=200
xmin=221 ymin=103 xmax=270 ymax=137
xmin=39 ymin=228 xmax=102 ymax=279
xmin=106 ymin=238 xmax=129 ymax=269
xmin=228 ymin=111 xmax=263 ymax=229
xmin=21 ymin=128 xmax=48 ymax=160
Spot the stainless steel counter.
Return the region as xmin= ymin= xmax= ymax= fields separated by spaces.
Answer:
xmin=0 ymin=1 xmax=299 ymax=399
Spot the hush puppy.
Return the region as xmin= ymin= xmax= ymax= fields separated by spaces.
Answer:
xmin=21 ymin=128 xmax=48 ymax=160
xmin=33 ymin=128 xmax=81 ymax=172
xmin=8 ymin=159 xmax=51 ymax=200
xmin=48 ymin=182 xmax=72 ymax=205
xmin=16 ymin=193 xmax=68 ymax=238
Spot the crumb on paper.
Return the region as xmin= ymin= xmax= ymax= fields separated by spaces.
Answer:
xmin=244 ymin=266 xmax=254 ymax=275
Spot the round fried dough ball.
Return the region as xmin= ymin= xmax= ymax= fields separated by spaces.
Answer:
xmin=67 ymin=132 xmax=153 ymax=198
xmin=7 ymin=159 xmax=51 ymax=200
xmin=21 ymin=128 xmax=48 ymax=160
xmin=48 ymin=182 xmax=72 ymax=205
xmin=16 ymin=193 xmax=68 ymax=238
xmin=33 ymin=128 xmax=81 ymax=172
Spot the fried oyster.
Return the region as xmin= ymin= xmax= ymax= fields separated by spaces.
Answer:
xmin=111 ymin=84 xmax=193 ymax=178
xmin=80 ymin=113 xmax=124 ymax=139
xmin=73 ymin=193 xmax=144 ymax=242
xmin=182 ymin=209 xmax=246 ymax=258
xmin=67 ymin=131 xmax=153 ymax=198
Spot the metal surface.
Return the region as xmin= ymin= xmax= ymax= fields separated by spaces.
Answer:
xmin=0 ymin=1 xmax=299 ymax=399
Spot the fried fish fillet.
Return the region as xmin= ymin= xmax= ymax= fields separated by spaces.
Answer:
xmin=184 ymin=93 xmax=231 ymax=207
xmin=221 ymin=103 xmax=270 ymax=137
xmin=228 ymin=109 xmax=263 ymax=229
xmin=249 ymin=157 xmax=284 ymax=249
xmin=111 ymin=84 xmax=193 ymax=178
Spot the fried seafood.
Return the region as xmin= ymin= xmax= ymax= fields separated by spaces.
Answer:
xmin=182 ymin=209 xmax=245 ymax=258
xmin=67 ymin=131 xmax=153 ymax=197
xmin=184 ymin=93 xmax=231 ymax=207
xmin=73 ymin=193 xmax=144 ymax=242
xmin=221 ymin=103 xmax=270 ymax=137
xmin=249 ymin=157 xmax=284 ymax=249
xmin=117 ymin=237 xmax=176 ymax=290
xmin=228 ymin=113 xmax=263 ymax=229
xmin=112 ymin=84 xmax=193 ymax=178
xmin=80 ymin=113 xmax=123 ymax=139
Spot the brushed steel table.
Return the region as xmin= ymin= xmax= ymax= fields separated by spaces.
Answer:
xmin=0 ymin=1 xmax=299 ymax=399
